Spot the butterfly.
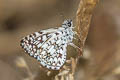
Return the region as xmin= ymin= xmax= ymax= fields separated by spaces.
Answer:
xmin=20 ymin=19 xmax=79 ymax=70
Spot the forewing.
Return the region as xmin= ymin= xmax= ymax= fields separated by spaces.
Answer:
xmin=20 ymin=28 xmax=57 ymax=57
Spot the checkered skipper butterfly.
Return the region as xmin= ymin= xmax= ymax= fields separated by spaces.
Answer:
xmin=20 ymin=19 xmax=79 ymax=70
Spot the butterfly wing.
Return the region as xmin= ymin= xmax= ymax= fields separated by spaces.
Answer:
xmin=20 ymin=28 xmax=58 ymax=57
xmin=37 ymin=35 xmax=67 ymax=70
xmin=20 ymin=28 xmax=67 ymax=70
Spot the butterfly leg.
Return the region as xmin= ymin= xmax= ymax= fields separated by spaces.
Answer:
xmin=68 ymin=43 xmax=80 ymax=49
xmin=68 ymin=43 xmax=83 ymax=56
xmin=73 ymin=31 xmax=80 ymax=37
xmin=73 ymin=37 xmax=80 ymax=41
xmin=73 ymin=31 xmax=81 ymax=41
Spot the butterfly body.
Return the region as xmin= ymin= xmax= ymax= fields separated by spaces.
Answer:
xmin=20 ymin=19 xmax=75 ymax=70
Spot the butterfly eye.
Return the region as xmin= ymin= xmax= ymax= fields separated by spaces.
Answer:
xmin=67 ymin=22 xmax=71 ymax=27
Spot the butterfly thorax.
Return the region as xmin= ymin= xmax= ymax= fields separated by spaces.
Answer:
xmin=58 ymin=19 xmax=74 ymax=44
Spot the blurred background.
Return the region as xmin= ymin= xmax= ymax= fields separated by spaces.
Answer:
xmin=0 ymin=0 xmax=120 ymax=80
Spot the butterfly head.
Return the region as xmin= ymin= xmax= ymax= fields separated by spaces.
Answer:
xmin=62 ymin=19 xmax=73 ymax=28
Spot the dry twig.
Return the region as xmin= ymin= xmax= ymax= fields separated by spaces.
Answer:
xmin=76 ymin=0 xmax=99 ymax=55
